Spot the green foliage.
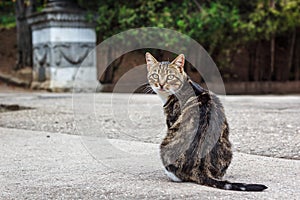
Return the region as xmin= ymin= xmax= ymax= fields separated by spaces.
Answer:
xmin=0 ymin=0 xmax=46 ymax=29
xmin=185 ymin=2 xmax=241 ymax=54
xmin=2 ymin=0 xmax=299 ymax=80
xmin=236 ymin=0 xmax=300 ymax=41
xmin=2 ymin=0 xmax=299 ymax=47
xmin=90 ymin=0 xmax=174 ymax=40
xmin=78 ymin=0 xmax=300 ymax=77
xmin=0 ymin=0 xmax=15 ymax=28
xmin=85 ymin=0 xmax=300 ymax=46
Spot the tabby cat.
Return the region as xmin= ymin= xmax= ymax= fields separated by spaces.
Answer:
xmin=145 ymin=52 xmax=267 ymax=191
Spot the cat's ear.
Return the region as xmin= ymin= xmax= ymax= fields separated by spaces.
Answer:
xmin=171 ymin=54 xmax=185 ymax=71
xmin=145 ymin=52 xmax=158 ymax=70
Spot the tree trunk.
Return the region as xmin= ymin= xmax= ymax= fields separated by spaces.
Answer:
xmin=269 ymin=0 xmax=275 ymax=81
xmin=295 ymin=29 xmax=300 ymax=81
xmin=102 ymin=46 xmax=114 ymax=83
xmin=100 ymin=46 xmax=124 ymax=84
xmin=254 ymin=41 xmax=260 ymax=81
xmin=270 ymin=35 xmax=275 ymax=80
xmin=288 ymin=29 xmax=296 ymax=80
xmin=247 ymin=43 xmax=256 ymax=81
xmin=15 ymin=0 xmax=36 ymax=70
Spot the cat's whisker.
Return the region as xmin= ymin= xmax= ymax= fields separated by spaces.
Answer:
xmin=141 ymin=85 xmax=154 ymax=94
xmin=144 ymin=88 xmax=153 ymax=94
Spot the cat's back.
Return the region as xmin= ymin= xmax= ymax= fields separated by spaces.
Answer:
xmin=161 ymin=78 xmax=232 ymax=180
xmin=161 ymin=79 xmax=227 ymax=151
xmin=163 ymin=79 xmax=226 ymax=131
xmin=188 ymin=79 xmax=226 ymax=120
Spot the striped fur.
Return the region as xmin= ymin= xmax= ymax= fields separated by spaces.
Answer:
xmin=146 ymin=52 xmax=267 ymax=192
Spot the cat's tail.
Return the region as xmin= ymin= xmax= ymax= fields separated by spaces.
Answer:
xmin=202 ymin=177 xmax=268 ymax=192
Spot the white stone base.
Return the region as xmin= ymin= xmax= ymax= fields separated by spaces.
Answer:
xmin=32 ymin=27 xmax=96 ymax=44
xmin=49 ymin=67 xmax=98 ymax=91
xmin=31 ymin=26 xmax=97 ymax=92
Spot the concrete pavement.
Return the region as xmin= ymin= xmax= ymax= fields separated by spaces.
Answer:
xmin=0 ymin=92 xmax=300 ymax=199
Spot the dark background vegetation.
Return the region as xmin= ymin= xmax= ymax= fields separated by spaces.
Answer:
xmin=1 ymin=0 xmax=300 ymax=84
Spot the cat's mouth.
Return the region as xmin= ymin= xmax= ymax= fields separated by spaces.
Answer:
xmin=155 ymin=88 xmax=168 ymax=93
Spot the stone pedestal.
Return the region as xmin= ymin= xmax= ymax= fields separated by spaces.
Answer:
xmin=28 ymin=0 xmax=97 ymax=91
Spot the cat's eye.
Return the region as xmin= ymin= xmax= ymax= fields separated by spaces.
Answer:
xmin=152 ymin=74 xmax=159 ymax=79
xmin=167 ymin=75 xmax=175 ymax=80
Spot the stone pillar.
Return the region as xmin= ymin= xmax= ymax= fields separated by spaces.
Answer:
xmin=28 ymin=0 xmax=97 ymax=91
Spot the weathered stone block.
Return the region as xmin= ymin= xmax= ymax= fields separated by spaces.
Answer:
xmin=28 ymin=0 xmax=98 ymax=91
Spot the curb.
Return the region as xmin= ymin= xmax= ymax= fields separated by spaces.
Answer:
xmin=0 ymin=72 xmax=31 ymax=88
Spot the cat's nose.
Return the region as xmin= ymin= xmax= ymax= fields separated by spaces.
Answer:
xmin=159 ymin=84 xmax=164 ymax=89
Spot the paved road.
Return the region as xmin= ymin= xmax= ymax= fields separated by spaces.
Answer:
xmin=0 ymin=92 xmax=300 ymax=199
xmin=1 ymin=93 xmax=299 ymax=159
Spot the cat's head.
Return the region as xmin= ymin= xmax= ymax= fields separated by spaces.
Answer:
xmin=146 ymin=52 xmax=187 ymax=95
